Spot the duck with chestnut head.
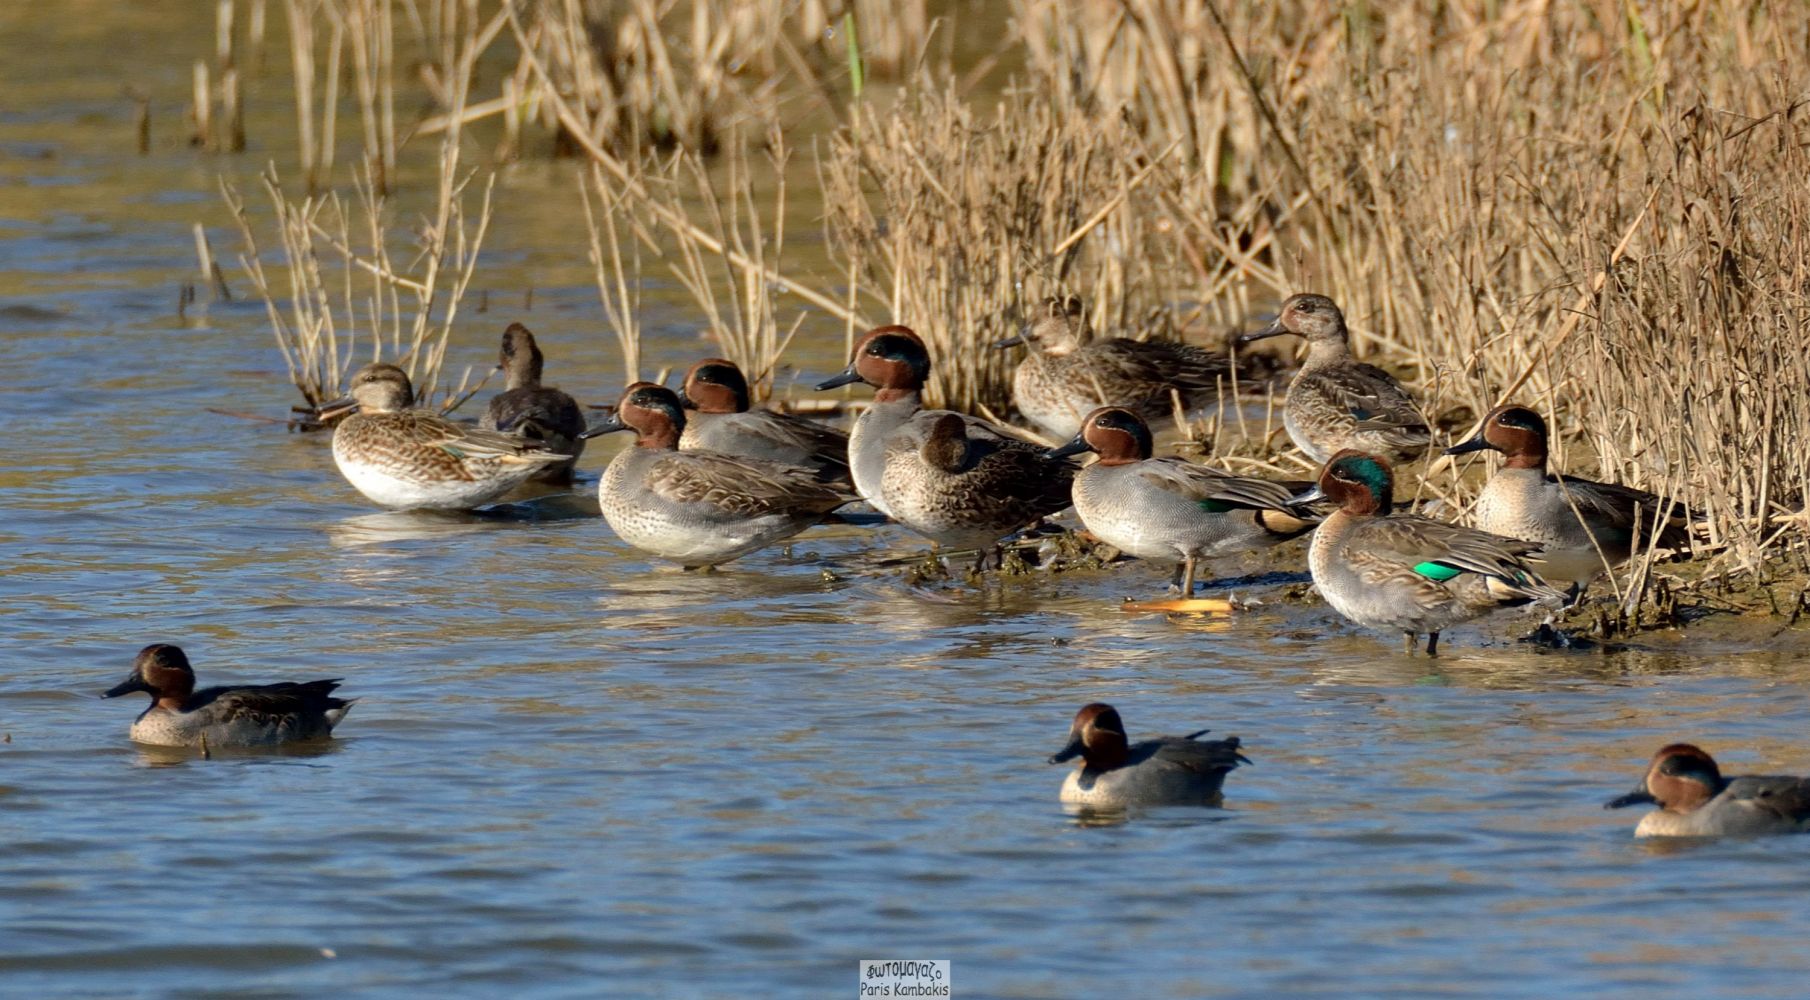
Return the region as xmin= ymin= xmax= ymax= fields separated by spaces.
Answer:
xmin=1050 ymin=703 xmax=1249 ymax=809
xmin=101 ymin=644 xmax=352 ymax=748
xmin=1607 ymin=744 xmax=1810 ymax=838
xmin=678 ymin=357 xmax=849 ymax=484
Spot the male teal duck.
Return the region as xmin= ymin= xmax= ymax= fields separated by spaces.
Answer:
xmin=1045 ymin=406 xmax=1317 ymax=594
xmin=326 ymin=362 xmax=570 ymax=510
xmin=584 ymin=382 xmax=854 ymax=568
xmin=1050 ymin=703 xmax=1248 ymax=809
xmin=479 ymin=323 xmax=586 ymax=483
xmin=1237 ymin=294 xmax=1430 ymax=464
xmin=1001 ymin=296 xmax=1229 ymax=441
xmin=1293 ymin=451 xmax=1566 ymax=655
xmin=101 ymin=644 xmax=352 ymax=748
xmin=1607 ymin=744 xmax=1810 ymax=838
xmin=678 ymin=357 xmax=850 ymax=484
xmin=1446 ymin=404 xmax=1692 ymax=587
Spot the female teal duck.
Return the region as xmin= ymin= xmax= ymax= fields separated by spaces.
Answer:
xmin=1045 ymin=406 xmax=1317 ymax=594
xmin=1237 ymin=294 xmax=1430 ymax=464
xmin=1050 ymin=703 xmax=1248 ymax=809
xmin=1446 ymin=404 xmax=1692 ymax=587
xmin=327 ymin=362 xmax=569 ymax=510
xmin=1001 ymin=296 xmax=1229 ymax=441
xmin=1294 ymin=451 xmax=1565 ymax=655
xmin=479 ymin=323 xmax=587 ymax=483
xmin=584 ymin=382 xmax=854 ymax=568
xmin=102 ymin=644 xmax=352 ymax=748
xmin=678 ymin=357 xmax=850 ymax=484
xmin=1607 ymin=744 xmax=1810 ymax=837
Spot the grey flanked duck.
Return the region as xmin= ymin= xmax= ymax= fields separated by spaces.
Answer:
xmin=1001 ymin=296 xmax=1230 ymax=441
xmin=325 ymin=362 xmax=569 ymax=510
xmin=677 ymin=357 xmax=850 ymax=484
xmin=101 ymin=644 xmax=352 ymax=748
xmin=818 ymin=326 xmax=1075 ymax=563
xmin=1445 ymin=404 xmax=1692 ymax=588
xmin=1050 ymin=703 xmax=1249 ymax=809
xmin=583 ymin=382 xmax=855 ymax=568
xmin=1237 ymin=294 xmax=1431 ymax=464
xmin=1045 ymin=406 xmax=1318 ymax=594
xmin=1293 ymin=451 xmax=1567 ymax=655
xmin=479 ymin=323 xmax=587 ymax=483
xmin=1607 ymin=744 xmax=1810 ymax=838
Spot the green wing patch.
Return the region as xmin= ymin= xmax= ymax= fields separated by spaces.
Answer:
xmin=1412 ymin=560 xmax=1461 ymax=582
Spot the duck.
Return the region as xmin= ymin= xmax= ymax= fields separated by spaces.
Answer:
xmin=818 ymin=326 xmax=1075 ymax=561
xmin=1606 ymin=743 xmax=1810 ymax=837
xmin=1050 ymin=703 xmax=1248 ymax=809
xmin=1044 ymin=406 xmax=1317 ymax=593
xmin=1445 ymin=404 xmax=1692 ymax=587
xmin=677 ymin=357 xmax=850 ymax=483
xmin=582 ymin=382 xmax=855 ymax=568
xmin=1236 ymin=293 xmax=1430 ymax=464
xmin=100 ymin=644 xmax=352 ymax=748
xmin=478 ymin=323 xmax=586 ymax=483
xmin=325 ymin=362 xmax=569 ymax=510
xmin=1001 ymin=296 xmax=1229 ymax=441
xmin=1292 ymin=450 xmax=1567 ymax=655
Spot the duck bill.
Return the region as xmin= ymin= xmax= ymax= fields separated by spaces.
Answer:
xmin=1286 ymin=484 xmax=1327 ymax=506
xmin=1042 ymin=435 xmax=1092 ymax=461
xmin=1604 ymin=786 xmax=1657 ymax=810
xmin=1443 ymin=432 xmax=1493 ymax=456
xmin=316 ymin=396 xmax=359 ymax=421
xmin=815 ymin=366 xmax=864 ymax=391
xmin=992 ymin=325 xmax=1030 ymax=350
xmin=577 ymin=413 xmax=628 ymax=440
xmin=1048 ymin=733 xmax=1085 ymax=765
xmin=102 ymin=675 xmax=152 ymax=699
xmin=1234 ymin=319 xmax=1288 ymax=346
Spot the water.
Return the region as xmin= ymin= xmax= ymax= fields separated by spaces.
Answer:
xmin=6 ymin=7 xmax=1810 ymax=998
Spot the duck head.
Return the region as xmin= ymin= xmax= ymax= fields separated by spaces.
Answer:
xmin=815 ymin=326 xmax=930 ymax=401
xmin=1606 ymin=743 xmax=1724 ymax=814
xmin=102 ymin=643 xmax=197 ymax=711
xmin=680 ymin=358 xmax=752 ymax=415
xmin=497 ymin=323 xmax=546 ymax=391
xmin=581 ymin=382 xmax=686 ymax=448
xmin=1050 ymin=703 xmax=1131 ymax=771
xmin=319 ymin=362 xmax=415 ymax=418
xmin=1044 ymin=406 xmax=1152 ymax=465
xmin=998 ymin=295 xmax=1088 ymax=354
xmin=1289 ymin=450 xmax=1394 ymax=516
xmin=1444 ymin=404 xmax=1549 ymax=471
xmin=1237 ymin=293 xmax=1348 ymax=349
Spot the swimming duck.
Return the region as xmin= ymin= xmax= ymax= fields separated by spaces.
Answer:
xmin=1606 ymin=743 xmax=1810 ymax=837
xmin=1293 ymin=451 xmax=1566 ymax=655
xmin=1050 ymin=703 xmax=1248 ymax=809
xmin=583 ymin=382 xmax=855 ymax=568
xmin=1236 ymin=294 xmax=1430 ymax=464
xmin=1045 ymin=406 xmax=1317 ymax=593
xmin=101 ymin=644 xmax=352 ymax=748
xmin=479 ymin=323 xmax=586 ymax=483
xmin=1001 ymin=296 xmax=1229 ymax=441
xmin=818 ymin=326 xmax=1075 ymax=557
xmin=326 ymin=362 xmax=569 ymax=510
xmin=678 ymin=357 xmax=850 ymax=483
xmin=1445 ymin=404 xmax=1692 ymax=587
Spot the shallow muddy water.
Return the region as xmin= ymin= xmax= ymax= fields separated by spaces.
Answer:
xmin=6 ymin=6 xmax=1810 ymax=998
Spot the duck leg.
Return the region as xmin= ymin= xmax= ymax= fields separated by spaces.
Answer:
xmin=1180 ymin=556 xmax=1198 ymax=596
xmin=1403 ymin=632 xmax=1417 ymax=654
xmin=1425 ymin=631 xmax=1441 ymax=657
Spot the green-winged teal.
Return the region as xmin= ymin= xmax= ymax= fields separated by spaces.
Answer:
xmin=1607 ymin=744 xmax=1810 ymax=837
xmin=1445 ymin=404 xmax=1692 ymax=587
xmin=479 ymin=323 xmax=586 ymax=483
xmin=1294 ymin=451 xmax=1566 ymax=655
xmin=583 ymin=382 xmax=854 ymax=568
xmin=326 ymin=362 xmax=568 ymax=510
xmin=101 ymin=644 xmax=352 ymax=748
xmin=1238 ymin=294 xmax=1430 ymax=464
xmin=1045 ymin=406 xmax=1317 ymax=594
xmin=1050 ymin=703 xmax=1248 ymax=809
xmin=678 ymin=357 xmax=850 ymax=484
xmin=1001 ymin=296 xmax=1229 ymax=441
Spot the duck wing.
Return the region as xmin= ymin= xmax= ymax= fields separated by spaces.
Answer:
xmin=1299 ymin=363 xmax=1430 ymax=437
xmin=396 ymin=411 xmax=569 ymax=466
xmin=1148 ymin=732 xmax=1249 ymax=774
xmin=1723 ymin=776 xmax=1810 ymax=825
xmin=188 ymin=679 xmax=350 ymax=719
xmin=1346 ymin=514 xmax=1563 ymax=599
xmin=731 ymin=409 xmax=851 ymax=472
xmin=1137 ymin=458 xmax=1318 ymax=516
xmin=1554 ymin=474 xmax=1694 ymax=550
xmin=643 ymin=450 xmax=855 ymax=517
xmin=484 ymin=387 xmax=586 ymax=443
xmin=1084 ymin=339 xmax=1229 ymax=393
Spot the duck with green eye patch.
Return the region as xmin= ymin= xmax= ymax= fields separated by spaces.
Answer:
xmin=1289 ymin=450 xmax=1568 ymax=656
